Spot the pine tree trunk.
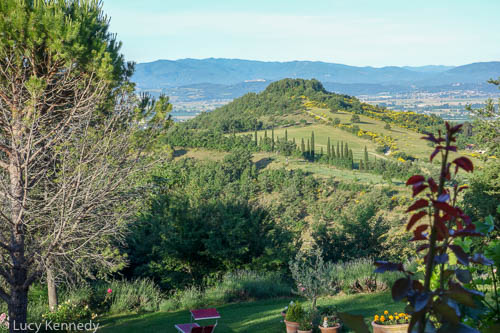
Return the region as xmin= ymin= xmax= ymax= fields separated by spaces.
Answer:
xmin=47 ymin=266 xmax=58 ymax=311
xmin=8 ymin=123 xmax=29 ymax=333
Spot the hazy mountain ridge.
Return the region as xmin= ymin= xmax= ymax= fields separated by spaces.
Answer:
xmin=133 ymin=58 xmax=500 ymax=89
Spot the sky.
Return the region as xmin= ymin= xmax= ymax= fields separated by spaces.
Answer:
xmin=102 ymin=0 xmax=500 ymax=67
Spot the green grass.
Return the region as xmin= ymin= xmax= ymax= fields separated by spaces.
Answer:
xmin=99 ymin=292 xmax=402 ymax=333
xmin=306 ymin=107 xmax=481 ymax=164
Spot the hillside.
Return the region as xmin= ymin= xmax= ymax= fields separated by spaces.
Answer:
xmin=185 ymin=78 xmax=444 ymax=134
xmin=170 ymin=78 xmax=486 ymax=169
xmin=133 ymin=58 xmax=500 ymax=89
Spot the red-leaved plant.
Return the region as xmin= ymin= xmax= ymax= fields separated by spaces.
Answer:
xmin=339 ymin=123 xmax=492 ymax=333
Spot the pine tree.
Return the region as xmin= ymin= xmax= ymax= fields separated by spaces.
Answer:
xmin=327 ymin=137 xmax=331 ymax=157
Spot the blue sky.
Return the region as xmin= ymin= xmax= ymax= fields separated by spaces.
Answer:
xmin=102 ymin=0 xmax=500 ymax=67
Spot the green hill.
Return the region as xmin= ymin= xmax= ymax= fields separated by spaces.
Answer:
xmin=185 ymin=78 xmax=444 ymax=135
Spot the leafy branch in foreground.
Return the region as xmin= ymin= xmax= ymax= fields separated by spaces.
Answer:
xmin=340 ymin=123 xmax=494 ymax=332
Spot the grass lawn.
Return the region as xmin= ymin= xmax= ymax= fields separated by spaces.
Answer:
xmin=100 ymin=292 xmax=404 ymax=332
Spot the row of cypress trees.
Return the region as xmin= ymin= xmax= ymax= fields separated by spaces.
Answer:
xmin=253 ymin=128 xmax=373 ymax=171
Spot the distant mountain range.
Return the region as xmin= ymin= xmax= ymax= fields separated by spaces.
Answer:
xmin=131 ymin=58 xmax=500 ymax=101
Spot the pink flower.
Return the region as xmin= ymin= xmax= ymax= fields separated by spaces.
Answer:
xmin=107 ymin=288 xmax=112 ymax=294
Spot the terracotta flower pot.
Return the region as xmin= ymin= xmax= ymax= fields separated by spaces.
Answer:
xmin=284 ymin=320 xmax=300 ymax=333
xmin=318 ymin=324 xmax=342 ymax=333
xmin=372 ymin=321 xmax=409 ymax=333
xmin=298 ymin=330 xmax=313 ymax=333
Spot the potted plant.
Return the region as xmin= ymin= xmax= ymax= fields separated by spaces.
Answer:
xmin=318 ymin=314 xmax=341 ymax=332
xmin=284 ymin=302 xmax=304 ymax=333
xmin=297 ymin=317 xmax=313 ymax=333
xmin=371 ymin=311 xmax=410 ymax=333
xmin=282 ymin=301 xmax=295 ymax=318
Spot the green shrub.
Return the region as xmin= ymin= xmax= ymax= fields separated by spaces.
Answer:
xmin=42 ymin=299 xmax=95 ymax=325
xmin=160 ymin=270 xmax=291 ymax=312
xmin=285 ymin=302 xmax=304 ymax=323
xmin=105 ymin=279 xmax=162 ymax=314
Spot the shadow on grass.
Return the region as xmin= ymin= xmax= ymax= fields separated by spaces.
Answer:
xmin=100 ymin=293 xmax=402 ymax=333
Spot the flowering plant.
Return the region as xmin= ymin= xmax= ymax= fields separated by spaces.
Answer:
xmin=0 ymin=313 xmax=8 ymax=331
xmin=373 ymin=311 xmax=410 ymax=325
xmin=42 ymin=299 xmax=97 ymax=324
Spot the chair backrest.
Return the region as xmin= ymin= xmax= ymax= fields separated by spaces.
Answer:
xmin=191 ymin=325 xmax=215 ymax=333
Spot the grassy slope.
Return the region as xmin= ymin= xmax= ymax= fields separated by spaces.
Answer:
xmin=305 ymin=106 xmax=479 ymax=164
xmin=100 ymin=292 xmax=402 ymax=333
xmin=174 ymin=149 xmax=387 ymax=184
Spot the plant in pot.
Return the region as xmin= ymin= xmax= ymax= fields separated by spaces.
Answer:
xmin=285 ymin=301 xmax=304 ymax=333
xmin=318 ymin=309 xmax=342 ymax=333
xmin=282 ymin=300 xmax=295 ymax=319
xmin=297 ymin=316 xmax=313 ymax=333
xmin=372 ymin=311 xmax=410 ymax=333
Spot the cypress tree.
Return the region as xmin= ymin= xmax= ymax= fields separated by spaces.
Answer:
xmin=264 ymin=130 xmax=268 ymax=139
xmin=345 ymin=142 xmax=349 ymax=158
xmin=285 ymin=129 xmax=288 ymax=142
xmin=307 ymin=139 xmax=310 ymax=158
xmin=349 ymin=149 xmax=353 ymax=160
xmin=311 ymin=131 xmax=315 ymax=161
xmin=293 ymin=137 xmax=296 ymax=145
xmin=360 ymin=159 xmax=364 ymax=170
xmin=336 ymin=142 xmax=340 ymax=158
xmin=332 ymin=143 xmax=336 ymax=158
xmin=301 ymin=138 xmax=305 ymax=154
xmin=320 ymin=147 xmax=323 ymax=157
xmin=327 ymin=137 xmax=331 ymax=157
xmin=271 ymin=127 xmax=275 ymax=151
xmin=364 ymin=146 xmax=369 ymax=169
xmin=254 ymin=130 xmax=258 ymax=145
xmin=341 ymin=141 xmax=344 ymax=158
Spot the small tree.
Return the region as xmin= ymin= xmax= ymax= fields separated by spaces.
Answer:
xmin=290 ymin=249 xmax=335 ymax=310
xmin=351 ymin=114 xmax=360 ymax=123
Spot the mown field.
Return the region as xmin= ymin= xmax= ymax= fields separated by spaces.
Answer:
xmin=100 ymin=292 xmax=400 ymax=333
